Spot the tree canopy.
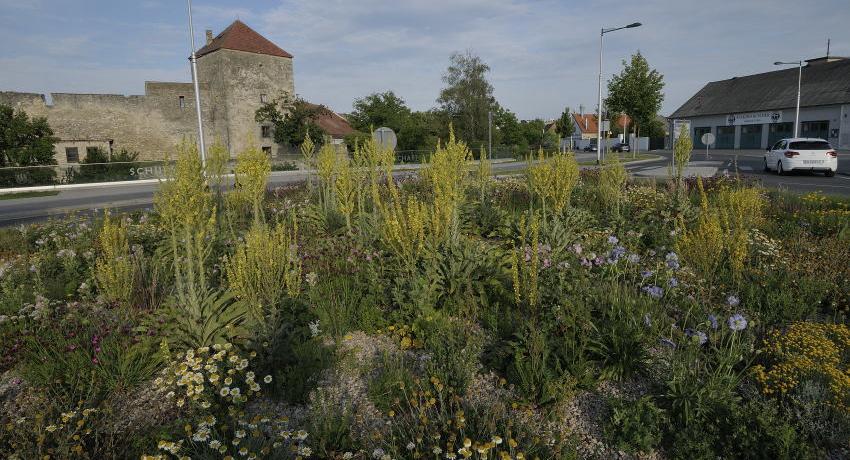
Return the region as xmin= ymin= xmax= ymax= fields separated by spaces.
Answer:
xmin=555 ymin=107 xmax=575 ymax=139
xmin=437 ymin=51 xmax=498 ymax=145
xmin=0 ymin=104 xmax=58 ymax=167
xmin=605 ymin=51 xmax=665 ymax=136
xmin=255 ymin=95 xmax=326 ymax=148
xmin=348 ymin=91 xmax=411 ymax=134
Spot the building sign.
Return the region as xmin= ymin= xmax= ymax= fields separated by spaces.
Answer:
xmin=725 ymin=111 xmax=782 ymax=126
xmin=672 ymin=119 xmax=691 ymax=139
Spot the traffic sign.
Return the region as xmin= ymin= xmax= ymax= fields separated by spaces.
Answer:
xmin=372 ymin=127 xmax=397 ymax=150
xmin=701 ymin=132 xmax=716 ymax=146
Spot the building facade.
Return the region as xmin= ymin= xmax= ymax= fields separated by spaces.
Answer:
xmin=0 ymin=20 xmax=297 ymax=165
xmin=670 ymin=56 xmax=850 ymax=150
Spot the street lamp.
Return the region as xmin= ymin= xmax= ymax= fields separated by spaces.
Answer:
xmin=774 ymin=60 xmax=803 ymax=138
xmin=597 ymin=22 xmax=641 ymax=164
xmin=186 ymin=0 xmax=207 ymax=167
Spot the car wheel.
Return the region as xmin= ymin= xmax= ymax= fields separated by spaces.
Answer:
xmin=825 ymin=169 xmax=835 ymax=177
xmin=777 ymin=161 xmax=785 ymax=175
xmin=763 ymin=158 xmax=770 ymax=172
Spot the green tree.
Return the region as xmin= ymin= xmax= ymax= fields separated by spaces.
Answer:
xmin=0 ymin=104 xmax=57 ymax=167
xmin=348 ymin=91 xmax=411 ymax=134
xmin=605 ymin=51 xmax=665 ymax=142
xmin=437 ymin=51 xmax=498 ymax=144
xmin=555 ymin=107 xmax=575 ymax=139
xmin=255 ymin=95 xmax=326 ymax=148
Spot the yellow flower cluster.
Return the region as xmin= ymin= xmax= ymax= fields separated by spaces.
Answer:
xmin=424 ymin=126 xmax=471 ymax=243
xmin=752 ymin=322 xmax=850 ymax=412
xmin=527 ymin=149 xmax=579 ymax=216
xmin=382 ymin=195 xmax=429 ymax=269
xmin=94 ymin=211 xmax=134 ymax=304
xmin=233 ymin=142 xmax=272 ymax=221
xmin=3 ymin=404 xmax=98 ymax=457
xmin=154 ymin=139 xmax=212 ymax=234
xmin=378 ymin=324 xmax=423 ymax=350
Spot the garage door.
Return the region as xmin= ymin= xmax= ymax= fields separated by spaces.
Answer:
xmin=716 ymin=126 xmax=735 ymax=149
xmin=768 ymin=122 xmax=793 ymax=146
xmin=739 ymin=124 xmax=762 ymax=149
xmin=694 ymin=127 xmax=711 ymax=149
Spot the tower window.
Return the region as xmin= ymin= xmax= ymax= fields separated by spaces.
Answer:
xmin=260 ymin=94 xmax=268 ymax=104
xmin=65 ymin=147 xmax=79 ymax=163
xmin=261 ymin=125 xmax=271 ymax=138
xmin=179 ymin=96 xmax=185 ymax=108
xmin=262 ymin=146 xmax=272 ymax=155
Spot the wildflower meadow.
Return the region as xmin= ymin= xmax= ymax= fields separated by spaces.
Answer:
xmin=1 ymin=131 xmax=849 ymax=459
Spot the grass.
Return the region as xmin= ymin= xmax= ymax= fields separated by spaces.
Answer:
xmin=0 ymin=190 xmax=59 ymax=200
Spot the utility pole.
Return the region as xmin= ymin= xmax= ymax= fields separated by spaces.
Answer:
xmin=488 ymin=110 xmax=493 ymax=160
xmin=774 ymin=60 xmax=804 ymax=138
xmin=187 ymin=0 xmax=207 ymax=167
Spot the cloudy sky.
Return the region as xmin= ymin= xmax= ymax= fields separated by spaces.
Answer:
xmin=1 ymin=0 xmax=848 ymax=120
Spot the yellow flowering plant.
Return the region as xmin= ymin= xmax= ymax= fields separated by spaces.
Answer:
xmin=94 ymin=211 xmax=135 ymax=305
xmin=752 ymin=322 xmax=850 ymax=413
xmin=148 ymin=343 xmax=313 ymax=459
xmin=1 ymin=403 xmax=99 ymax=459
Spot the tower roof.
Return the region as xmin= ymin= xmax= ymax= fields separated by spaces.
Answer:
xmin=197 ymin=20 xmax=293 ymax=59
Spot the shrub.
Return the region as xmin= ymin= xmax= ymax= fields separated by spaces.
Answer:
xmin=414 ymin=314 xmax=484 ymax=394
xmin=604 ymin=396 xmax=665 ymax=454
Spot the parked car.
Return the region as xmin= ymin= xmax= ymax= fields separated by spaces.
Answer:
xmin=583 ymin=143 xmax=598 ymax=152
xmin=611 ymin=142 xmax=630 ymax=153
xmin=764 ymin=138 xmax=838 ymax=177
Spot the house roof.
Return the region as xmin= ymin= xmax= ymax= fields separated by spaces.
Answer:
xmin=197 ymin=20 xmax=293 ymax=59
xmin=670 ymin=57 xmax=850 ymax=119
xmin=306 ymin=103 xmax=354 ymax=138
xmin=573 ymin=114 xmax=598 ymax=134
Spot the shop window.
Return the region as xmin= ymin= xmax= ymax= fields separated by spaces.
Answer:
xmin=65 ymin=147 xmax=79 ymax=163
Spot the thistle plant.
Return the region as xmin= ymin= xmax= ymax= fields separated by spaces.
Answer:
xmin=225 ymin=217 xmax=301 ymax=333
xmin=233 ymin=142 xmax=271 ymax=223
xmin=94 ymin=212 xmax=134 ymax=305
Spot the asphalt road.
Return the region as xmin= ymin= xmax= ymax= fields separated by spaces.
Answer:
xmin=0 ymin=152 xmax=847 ymax=227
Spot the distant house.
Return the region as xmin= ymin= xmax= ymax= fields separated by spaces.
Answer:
xmin=306 ymin=103 xmax=354 ymax=149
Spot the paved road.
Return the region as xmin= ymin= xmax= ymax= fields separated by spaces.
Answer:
xmin=0 ymin=152 xmax=846 ymax=227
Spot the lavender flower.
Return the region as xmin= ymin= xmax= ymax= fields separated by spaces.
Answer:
xmin=607 ymin=235 xmax=619 ymax=245
xmin=641 ymin=269 xmax=654 ymax=279
xmin=627 ymin=253 xmax=641 ymax=264
xmin=665 ymin=252 xmax=680 ymax=270
xmin=708 ymin=314 xmax=718 ymax=330
xmin=668 ymin=277 xmax=679 ymax=288
xmin=685 ymin=328 xmax=708 ymax=346
xmin=572 ymin=243 xmax=583 ymax=255
xmin=727 ymin=313 xmax=748 ymax=331
xmin=726 ymin=294 xmax=740 ymax=307
xmin=642 ymin=285 xmax=664 ymax=299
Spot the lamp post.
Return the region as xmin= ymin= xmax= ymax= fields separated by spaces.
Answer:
xmin=597 ymin=22 xmax=641 ymax=164
xmin=187 ymin=0 xmax=207 ymax=167
xmin=774 ymin=60 xmax=803 ymax=138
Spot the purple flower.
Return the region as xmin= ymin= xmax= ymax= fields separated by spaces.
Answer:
xmin=607 ymin=235 xmax=619 ymax=245
xmin=572 ymin=243 xmax=583 ymax=255
xmin=685 ymin=328 xmax=708 ymax=346
xmin=660 ymin=338 xmax=677 ymax=349
xmin=641 ymin=270 xmax=654 ymax=279
xmin=668 ymin=277 xmax=679 ymax=288
xmin=726 ymin=294 xmax=740 ymax=308
xmin=665 ymin=252 xmax=680 ymax=270
xmin=728 ymin=313 xmax=748 ymax=331
xmin=708 ymin=314 xmax=718 ymax=330
xmin=627 ymin=253 xmax=641 ymax=264
xmin=642 ymin=285 xmax=664 ymax=299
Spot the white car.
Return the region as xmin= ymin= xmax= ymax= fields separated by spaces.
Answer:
xmin=764 ymin=138 xmax=838 ymax=177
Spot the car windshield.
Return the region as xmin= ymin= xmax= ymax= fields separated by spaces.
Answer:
xmin=789 ymin=141 xmax=832 ymax=150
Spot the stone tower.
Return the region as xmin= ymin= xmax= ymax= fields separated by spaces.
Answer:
xmin=196 ymin=20 xmax=294 ymax=157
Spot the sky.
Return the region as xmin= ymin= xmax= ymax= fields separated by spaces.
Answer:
xmin=1 ymin=0 xmax=848 ymax=121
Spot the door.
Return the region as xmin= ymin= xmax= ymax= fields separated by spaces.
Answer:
xmin=740 ymin=124 xmax=762 ymax=149
xmin=800 ymin=121 xmax=829 ymax=140
xmin=716 ymin=126 xmax=735 ymax=149
xmin=694 ymin=127 xmax=711 ymax=149
xmin=768 ymin=140 xmax=785 ymax=166
xmin=768 ymin=122 xmax=793 ymax=146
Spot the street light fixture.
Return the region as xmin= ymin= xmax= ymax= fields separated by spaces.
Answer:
xmin=774 ymin=60 xmax=803 ymax=138
xmin=596 ymin=22 xmax=641 ymax=164
xmin=186 ymin=0 xmax=207 ymax=167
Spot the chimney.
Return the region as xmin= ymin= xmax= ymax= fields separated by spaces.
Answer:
xmin=205 ymin=29 xmax=214 ymax=45
xmin=579 ymin=104 xmax=584 ymax=116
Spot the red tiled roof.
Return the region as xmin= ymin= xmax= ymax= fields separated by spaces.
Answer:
xmin=306 ymin=103 xmax=354 ymax=138
xmin=572 ymin=113 xmax=632 ymax=134
xmin=197 ymin=20 xmax=293 ymax=59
